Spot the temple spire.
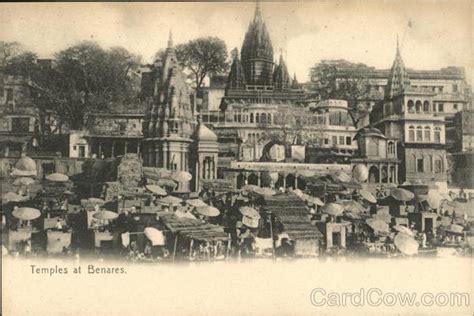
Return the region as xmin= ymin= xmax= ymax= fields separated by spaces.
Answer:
xmin=396 ymin=34 xmax=400 ymax=56
xmin=254 ymin=0 xmax=262 ymax=21
xmin=168 ymin=29 xmax=173 ymax=48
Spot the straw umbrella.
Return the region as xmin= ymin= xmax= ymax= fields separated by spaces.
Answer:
xmin=394 ymin=233 xmax=419 ymax=255
xmin=321 ymin=203 xmax=344 ymax=217
xmin=2 ymin=192 xmax=28 ymax=203
xmin=45 ymin=173 xmax=69 ymax=182
xmin=146 ymin=185 xmax=167 ymax=196
xmin=239 ymin=206 xmax=261 ymax=219
xmin=359 ymin=189 xmax=377 ymax=204
xmin=242 ymin=215 xmax=259 ymax=228
xmin=144 ymin=227 xmax=166 ymax=246
xmin=196 ymin=205 xmax=220 ymax=217
xmin=13 ymin=177 xmax=35 ymax=186
xmin=172 ymin=171 xmax=192 ymax=182
xmin=352 ymin=164 xmax=369 ymax=182
xmin=393 ymin=225 xmax=415 ymax=237
xmin=12 ymin=207 xmax=41 ymax=221
xmin=93 ymin=210 xmax=119 ymax=221
xmin=158 ymin=195 xmax=183 ymax=206
xmin=366 ymin=218 xmax=389 ymax=233
xmin=186 ymin=199 xmax=208 ymax=208
xmin=390 ymin=188 xmax=415 ymax=202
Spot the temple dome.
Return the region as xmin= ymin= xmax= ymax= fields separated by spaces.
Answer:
xmin=197 ymin=123 xmax=218 ymax=142
xmin=12 ymin=156 xmax=37 ymax=177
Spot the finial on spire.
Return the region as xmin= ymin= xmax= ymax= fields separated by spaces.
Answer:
xmin=254 ymin=0 xmax=262 ymax=21
xmin=231 ymin=47 xmax=239 ymax=60
xmin=396 ymin=34 xmax=400 ymax=55
xmin=168 ymin=29 xmax=173 ymax=48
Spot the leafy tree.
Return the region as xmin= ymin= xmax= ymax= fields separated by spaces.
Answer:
xmin=309 ymin=60 xmax=373 ymax=128
xmin=154 ymin=37 xmax=229 ymax=90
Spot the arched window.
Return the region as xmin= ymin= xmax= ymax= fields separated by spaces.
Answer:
xmin=256 ymin=113 xmax=260 ymax=123
xmin=267 ymin=113 xmax=272 ymax=124
xmin=388 ymin=142 xmax=395 ymax=155
xmin=434 ymin=157 xmax=443 ymax=173
xmin=416 ymin=126 xmax=423 ymax=142
xmin=415 ymin=101 xmax=422 ymax=113
xmin=261 ymin=113 xmax=267 ymax=124
xmin=407 ymin=100 xmax=414 ymax=113
xmin=250 ymin=113 xmax=254 ymax=123
xmin=424 ymin=126 xmax=431 ymax=142
xmin=408 ymin=126 xmax=415 ymax=142
xmin=423 ymin=101 xmax=430 ymax=112
xmin=434 ymin=127 xmax=441 ymax=143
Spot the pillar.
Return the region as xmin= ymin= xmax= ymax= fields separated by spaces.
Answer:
xmin=295 ymin=175 xmax=299 ymax=189
xmin=111 ymin=141 xmax=116 ymax=158
xmin=98 ymin=142 xmax=103 ymax=157
xmin=124 ymin=141 xmax=128 ymax=154
xmin=257 ymin=172 xmax=261 ymax=186
xmin=395 ymin=164 xmax=399 ymax=184
xmin=282 ymin=174 xmax=287 ymax=188
xmin=378 ymin=164 xmax=382 ymax=184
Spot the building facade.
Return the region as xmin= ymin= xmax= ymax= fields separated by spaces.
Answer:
xmin=371 ymin=42 xmax=448 ymax=186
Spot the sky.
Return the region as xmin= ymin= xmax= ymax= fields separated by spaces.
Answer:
xmin=0 ymin=1 xmax=472 ymax=84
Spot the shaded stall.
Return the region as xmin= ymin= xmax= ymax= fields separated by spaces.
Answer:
xmin=263 ymin=193 xmax=322 ymax=256
xmin=160 ymin=213 xmax=229 ymax=260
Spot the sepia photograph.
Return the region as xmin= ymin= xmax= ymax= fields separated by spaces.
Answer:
xmin=1 ymin=1 xmax=473 ymax=315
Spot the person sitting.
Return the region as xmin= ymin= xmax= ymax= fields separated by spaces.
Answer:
xmin=55 ymin=219 xmax=63 ymax=230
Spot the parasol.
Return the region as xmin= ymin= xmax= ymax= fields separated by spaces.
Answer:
xmin=446 ymin=224 xmax=464 ymax=234
xmin=366 ymin=218 xmax=389 ymax=233
xmin=196 ymin=205 xmax=220 ymax=217
xmin=235 ymin=195 xmax=249 ymax=202
xmin=45 ymin=173 xmax=69 ymax=182
xmin=2 ymin=191 xmax=28 ymax=203
xmin=239 ymin=206 xmax=261 ymax=219
xmin=297 ymin=170 xmax=315 ymax=178
xmin=87 ymin=198 xmax=105 ymax=205
xmin=185 ymin=199 xmax=208 ymax=208
xmin=256 ymin=187 xmax=276 ymax=196
xmin=93 ymin=210 xmax=119 ymax=220
xmin=352 ymin=164 xmax=369 ymax=182
xmin=158 ymin=195 xmax=183 ymax=205
xmin=242 ymin=215 xmax=259 ymax=228
xmin=321 ymin=203 xmax=344 ymax=216
xmin=13 ymin=177 xmax=35 ymax=186
xmin=146 ymin=184 xmax=167 ymax=196
xmin=390 ymin=188 xmax=415 ymax=202
xmin=307 ymin=196 xmax=324 ymax=206
xmin=339 ymin=200 xmax=367 ymax=214
xmin=292 ymin=189 xmax=304 ymax=197
xmin=359 ymin=189 xmax=377 ymax=204
xmin=394 ymin=233 xmax=419 ymax=255
xmin=334 ymin=171 xmax=352 ymax=183
xmin=393 ymin=225 xmax=415 ymax=237
xmin=425 ymin=191 xmax=442 ymax=209
xmin=12 ymin=207 xmax=41 ymax=221
xmin=241 ymin=185 xmax=260 ymax=192
xmin=172 ymin=171 xmax=192 ymax=182
xmin=144 ymin=227 xmax=166 ymax=246
xmin=269 ymin=172 xmax=279 ymax=183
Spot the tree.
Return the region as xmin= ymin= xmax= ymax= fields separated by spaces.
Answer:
xmin=309 ymin=60 xmax=373 ymax=127
xmin=154 ymin=37 xmax=229 ymax=90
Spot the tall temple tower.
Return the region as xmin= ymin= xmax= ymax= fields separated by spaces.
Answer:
xmin=240 ymin=1 xmax=274 ymax=87
xmin=143 ymin=31 xmax=196 ymax=173
xmin=371 ymin=38 xmax=448 ymax=186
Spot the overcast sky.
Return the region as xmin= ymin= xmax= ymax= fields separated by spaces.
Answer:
xmin=1 ymin=1 xmax=472 ymax=83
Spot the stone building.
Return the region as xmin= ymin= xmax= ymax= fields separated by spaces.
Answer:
xmin=370 ymin=41 xmax=448 ymax=186
xmin=0 ymin=73 xmax=39 ymax=158
xmin=82 ymin=106 xmax=145 ymax=159
xmin=141 ymin=32 xmax=219 ymax=192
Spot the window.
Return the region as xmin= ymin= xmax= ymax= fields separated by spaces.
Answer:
xmin=250 ymin=113 xmax=254 ymax=123
xmin=78 ymin=145 xmax=86 ymax=158
xmin=324 ymin=138 xmax=329 ymax=145
xmin=435 ymin=158 xmax=443 ymax=173
xmin=434 ymin=127 xmax=441 ymax=143
xmin=408 ymin=126 xmax=415 ymax=142
xmin=256 ymin=113 xmax=260 ymax=123
xmin=452 ymin=84 xmax=458 ymax=93
xmin=423 ymin=101 xmax=430 ymax=112
xmin=339 ymin=136 xmax=345 ymax=145
xmin=388 ymin=142 xmax=395 ymax=155
xmin=11 ymin=117 xmax=30 ymax=133
xmin=438 ymin=103 xmax=444 ymax=112
xmin=73 ymin=145 xmax=77 ymax=150
xmin=332 ymin=136 xmax=337 ymax=145
xmin=424 ymin=126 xmax=431 ymax=142
xmin=6 ymin=88 xmax=13 ymax=102
xmin=453 ymin=104 xmax=458 ymax=110
xmin=415 ymin=101 xmax=422 ymax=113
xmin=119 ymin=122 xmax=126 ymax=132
xmin=416 ymin=126 xmax=423 ymax=142
xmin=261 ymin=113 xmax=266 ymax=124
xmin=417 ymin=158 xmax=424 ymax=173
xmin=407 ymin=100 xmax=414 ymax=113
xmin=346 ymin=137 xmax=351 ymax=145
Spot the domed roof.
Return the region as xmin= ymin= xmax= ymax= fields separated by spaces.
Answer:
xmin=12 ymin=156 xmax=37 ymax=177
xmin=15 ymin=156 xmax=37 ymax=172
xmin=354 ymin=127 xmax=386 ymax=140
xmin=197 ymin=123 xmax=218 ymax=142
